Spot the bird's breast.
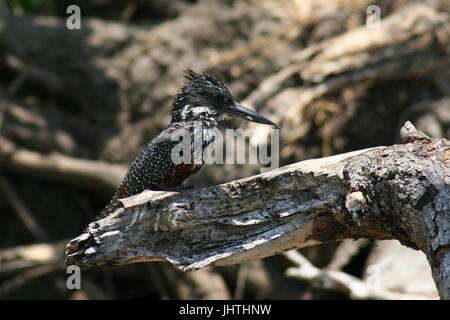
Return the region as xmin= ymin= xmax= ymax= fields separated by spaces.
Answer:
xmin=160 ymin=163 xmax=203 ymax=188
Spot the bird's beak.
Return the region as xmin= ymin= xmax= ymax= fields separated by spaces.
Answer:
xmin=225 ymin=102 xmax=279 ymax=128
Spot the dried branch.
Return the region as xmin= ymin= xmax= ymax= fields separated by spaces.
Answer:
xmin=324 ymin=239 xmax=370 ymax=271
xmin=0 ymin=264 xmax=62 ymax=298
xmin=0 ymin=136 xmax=126 ymax=194
xmin=284 ymin=250 xmax=430 ymax=300
xmin=0 ymin=241 xmax=66 ymax=273
xmin=0 ymin=174 xmax=49 ymax=242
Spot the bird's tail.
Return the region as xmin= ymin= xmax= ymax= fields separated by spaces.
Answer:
xmin=94 ymin=181 xmax=126 ymax=221
xmin=94 ymin=198 xmax=122 ymax=221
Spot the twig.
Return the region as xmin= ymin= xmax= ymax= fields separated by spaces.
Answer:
xmin=0 ymin=136 xmax=126 ymax=194
xmin=146 ymin=264 xmax=171 ymax=300
xmin=0 ymin=174 xmax=49 ymax=242
xmin=284 ymin=250 xmax=431 ymax=300
xmin=121 ymin=2 xmax=137 ymax=22
xmin=234 ymin=263 xmax=250 ymax=300
xmin=0 ymin=240 xmax=67 ymax=274
xmin=0 ymin=264 xmax=62 ymax=298
xmin=5 ymin=55 xmax=62 ymax=93
xmin=206 ymin=22 xmax=298 ymax=70
xmin=325 ymin=239 xmax=370 ymax=271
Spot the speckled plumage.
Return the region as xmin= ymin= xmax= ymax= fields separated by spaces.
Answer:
xmin=96 ymin=70 xmax=276 ymax=220
xmin=118 ymin=120 xmax=217 ymax=196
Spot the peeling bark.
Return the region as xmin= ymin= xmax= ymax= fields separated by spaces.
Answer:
xmin=66 ymin=122 xmax=450 ymax=298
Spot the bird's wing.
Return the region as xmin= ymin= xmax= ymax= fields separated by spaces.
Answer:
xmin=96 ymin=123 xmax=205 ymax=221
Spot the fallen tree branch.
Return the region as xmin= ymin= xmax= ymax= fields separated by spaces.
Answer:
xmin=0 ymin=174 xmax=49 ymax=242
xmin=284 ymin=250 xmax=430 ymax=300
xmin=0 ymin=136 xmax=126 ymax=194
xmin=0 ymin=240 xmax=67 ymax=274
xmin=324 ymin=239 xmax=370 ymax=271
xmin=66 ymin=122 xmax=450 ymax=298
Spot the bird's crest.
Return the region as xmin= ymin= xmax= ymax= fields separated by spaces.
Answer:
xmin=171 ymin=70 xmax=233 ymax=122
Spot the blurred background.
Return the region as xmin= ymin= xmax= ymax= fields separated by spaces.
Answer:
xmin=0 ymin=0 xmax=448 ymax=299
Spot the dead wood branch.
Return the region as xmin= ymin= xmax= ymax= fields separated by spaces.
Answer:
xmin=284 ymin=250 xmax=430 ymax=300
xmin=0 ymin=174 xmax=49 ymax=241
xmin=324 ymin=239 xmax=370 ymax=271
xmin=66 ymin=122 xmax=450 ymax=298
xmin=0 ymin=241 xmax=67 ymax=274
xmin=0 ymin=136 xmax=126 ymax=194
xmin=0 ymin=264 xmax=62 ymax=298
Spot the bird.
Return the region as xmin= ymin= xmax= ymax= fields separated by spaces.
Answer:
xmin=96 ymin=69 xmax=277 ymax=220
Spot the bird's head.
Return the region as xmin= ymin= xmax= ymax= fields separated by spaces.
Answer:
xmin=171 ymin=70 xmax=278 ymax=127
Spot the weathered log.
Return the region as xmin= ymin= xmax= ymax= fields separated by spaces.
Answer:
xmin=66 ymin=121 xmax=450 ymax=298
